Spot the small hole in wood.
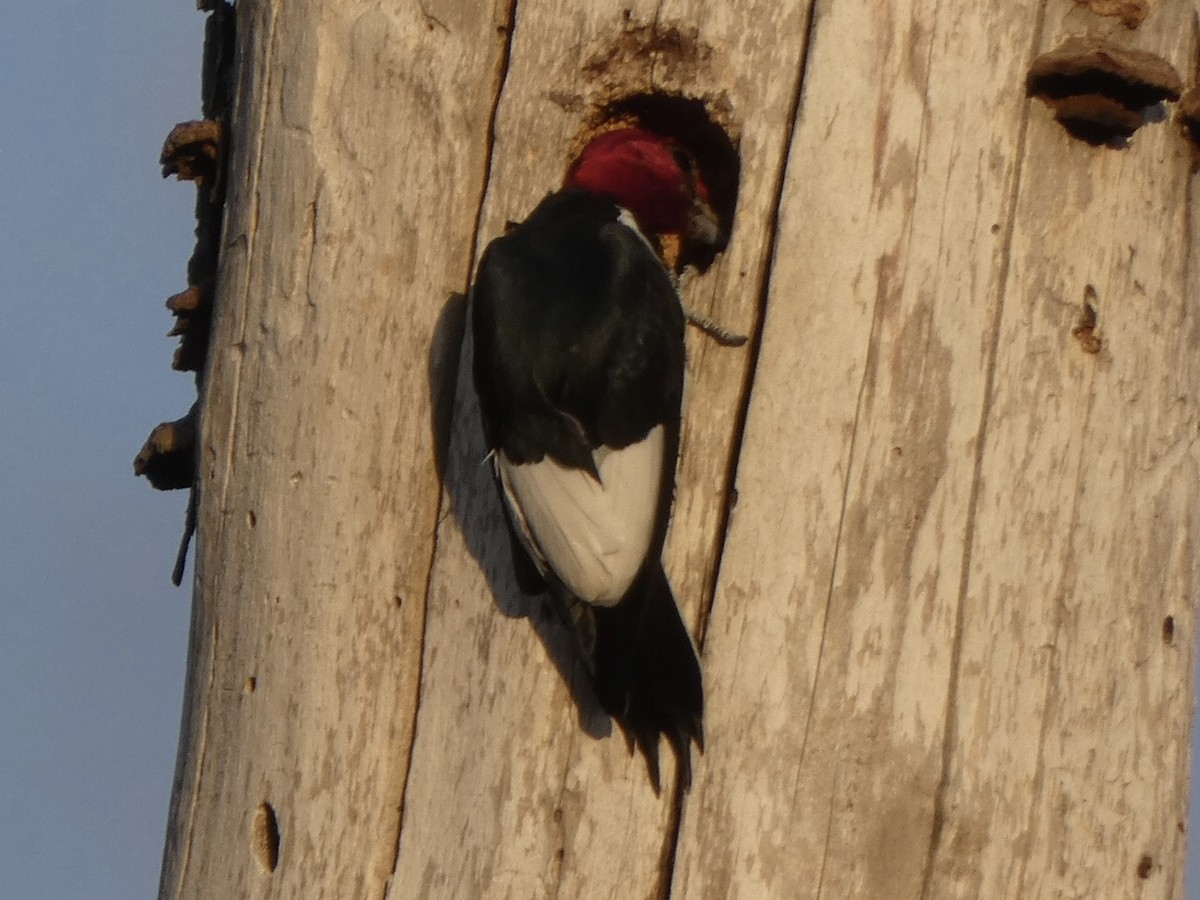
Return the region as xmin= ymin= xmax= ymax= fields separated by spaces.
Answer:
xmin=246 ymin=510 xmax=257 ymax=528
xmin=1162 ymin=615 xmax=1175 ymax=644
xmin=1136 ymin=854 xmax=1153 ymax=879
xmin=244 ymin=675 xmax=257 ymax=694
xmin=1071 ymin=285 xmax=1102 ymax=354
xmin=252 ymin=802 xmax=281 ymax=873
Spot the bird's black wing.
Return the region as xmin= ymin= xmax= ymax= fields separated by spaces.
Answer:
xmin=471 ymin=189 xmax=684 ymax=468
xmin=470 ymin=188 xmax=701 ymax=790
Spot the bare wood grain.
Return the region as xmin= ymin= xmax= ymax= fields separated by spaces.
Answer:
xmin=926 ymin=6 xmax=1198 ymax=899
xmin=676 ymin=1 xmax=1198 ymax=899
xmin=158 ymin=1 xmax=512 ymax=897
xmin=393 ymin=1 xmax=813 ymax=897
xmin=160 ymin=0 xmax=1200 ymax=897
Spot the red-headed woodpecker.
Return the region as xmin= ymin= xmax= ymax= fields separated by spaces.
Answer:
xmin=471 ymin=128 xmax=722 ymax=789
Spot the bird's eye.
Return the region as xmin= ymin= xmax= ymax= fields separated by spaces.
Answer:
xmin=672 ymin=147 xmax=697 ymax=175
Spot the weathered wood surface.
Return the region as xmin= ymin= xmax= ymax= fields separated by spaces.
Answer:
xmin=396 ymin=0 xmax=811 ymax=896
xmin=678 ymin=2 xmax=1199 ymax=899
xmin=158 ymin=0 xmax=513 ymax=897
xmin=159 ymin=0 xmax=1199 ymax=898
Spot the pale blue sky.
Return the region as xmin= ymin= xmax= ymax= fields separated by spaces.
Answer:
xmin=0 ymin=4 xmax=1196 ymax=900
xmin=1 ymin=4 xmax=196 ymax=898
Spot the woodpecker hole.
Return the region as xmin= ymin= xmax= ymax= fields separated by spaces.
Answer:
xmin=1072 ymin=285 xmax=1102 ymax=354
xmin=568 ymin=91 xmax=741 ymax=273
xmin=252 ymin=802 xmax=281 ymax=873
xmin=1162 ymin=615 xmax=1175 ymax=644
xmin=1136 ymin=854 xmax=1153 ymax=879
xmin=1026 ymin=36 xmax=1182 ymax=145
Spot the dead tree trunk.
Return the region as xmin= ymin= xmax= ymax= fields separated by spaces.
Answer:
xmin=158 ymin=1 xmax=1198 ymax=898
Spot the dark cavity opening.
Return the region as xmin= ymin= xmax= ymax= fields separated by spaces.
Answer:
xmin=252 ymin=801 xmax=281 ymax=873
xmin=580 ymin=92 xmax=740 ymax=273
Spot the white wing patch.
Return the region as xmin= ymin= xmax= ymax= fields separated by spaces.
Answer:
xmin=497 ymin=425 xmax=665 ymax=607
xmin=616 ymin=207 xmax=653 ymax=250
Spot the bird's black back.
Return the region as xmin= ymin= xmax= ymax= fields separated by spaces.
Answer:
xmin=470 ymin=187 xmax=703 ymax=789
xmin=471 ymin=188 xmax=686 ymax=472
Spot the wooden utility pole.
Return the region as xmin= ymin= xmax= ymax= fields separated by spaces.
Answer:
xmin=157 ymin=1 xmax=1198 ymax=897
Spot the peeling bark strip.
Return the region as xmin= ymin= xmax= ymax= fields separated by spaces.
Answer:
xmin=1073 ymin=0 xmax=1153 ymax=29
xmin=156 ymin=1 xmax=1198 ymax=898
xmin=164 ymin=282 xmax=213 ymax=374
xmin=1177 ymin=86 xmax=1200 ymax=166
xmin=161 ymin=120 xmax=223 ymax=183
xmin=1026 ymin=35 xmax=1182 ymax=144
xmin=134 ymin=402 xmax=198 ymax=491
xmin=135 ymin=1 xmax=235 ymax=585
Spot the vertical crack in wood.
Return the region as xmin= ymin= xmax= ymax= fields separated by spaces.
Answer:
xmin=801 ymin=0 xmax=944 ymax=787
xmin=548 ymin=724 xmax=581 ymax=900
xmin=789 ymin=0 xmax=946 ymax=868
xmin=1178 ymin=24 xmax=1199 ymax=893
xmin=1187 ymin=13 xmax=1198 ymax=305
xmin=811 ymin=760 xmax=840 ymax=900
xmin=1185 ymin=88 xmax=1198 ymax=882
xmin=794 ymin=240 xmax=885 ymax=781
xmin=1014 ymin=390 xmax=1097 ymax=896
xmin=652 ymin=779 xmax=688 ymax=900
xmin=215 ymin=0 xmax=281 ymax=522
xmin=656 ymin=0 xmax=822 ymax=896
xmin=649 ymin=0 xmax=664 ymax=88
xmin=168 ymin=617 xmax=220 ymax=899
xmin=383 ymin=1 xmax=521 ymax=893
xmin=166 ymin=3 xmax=279 ymax=897
xmin=462 ymin=0 xmax=523 ymax=278
xmin=917 ymin=3 xmax=1049 ymax=896
xmin=695 ymin=0 xmax=821 ymax=648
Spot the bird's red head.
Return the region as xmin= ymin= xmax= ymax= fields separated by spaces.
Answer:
xmin=566 ymin=128 xmax=722 ymax=246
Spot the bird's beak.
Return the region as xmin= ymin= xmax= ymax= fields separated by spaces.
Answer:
xmin=686 ymin=194 xmax=724 ymax=249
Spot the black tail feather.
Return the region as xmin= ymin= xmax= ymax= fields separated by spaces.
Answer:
xmin=592 ymin=564 xmax=704 ymax=792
